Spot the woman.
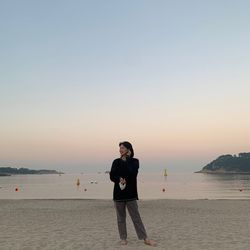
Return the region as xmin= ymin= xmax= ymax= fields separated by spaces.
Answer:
xmin=110 ymin=141 xmax=157 ymax=247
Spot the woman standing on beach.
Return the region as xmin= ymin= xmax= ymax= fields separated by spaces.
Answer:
xmin=110 ymin=141 xmax=157 ymax=247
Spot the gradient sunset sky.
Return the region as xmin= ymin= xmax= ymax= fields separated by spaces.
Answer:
xmin=1 ymin=1 xmax=250 ymax=173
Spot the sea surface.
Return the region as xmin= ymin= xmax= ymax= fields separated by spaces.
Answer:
xmin=0 ymin=171 xmax=249 ymax=199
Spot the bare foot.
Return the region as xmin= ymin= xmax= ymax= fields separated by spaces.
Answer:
xmin=144 ymin=238 xmax=157 ymax=247
xmin=120 ymin=239 xmax=128 ymax=245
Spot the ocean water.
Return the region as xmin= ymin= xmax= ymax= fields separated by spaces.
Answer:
xmin=0 ymin=171 xmax=249 ymax=199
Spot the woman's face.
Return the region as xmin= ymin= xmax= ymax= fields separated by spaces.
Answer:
xmin=119 ymin=144 xmax=129 ymax=156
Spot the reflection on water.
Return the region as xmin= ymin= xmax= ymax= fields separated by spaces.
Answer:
xmin=0 ymin=172 xmax=249 ymax=199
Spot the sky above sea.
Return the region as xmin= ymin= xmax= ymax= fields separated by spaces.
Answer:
xmin=0 ymin=1 xmax=250 ymax=173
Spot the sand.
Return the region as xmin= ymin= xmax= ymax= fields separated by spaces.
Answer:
xmin=0 ymin=199 xmax=250 ymax=250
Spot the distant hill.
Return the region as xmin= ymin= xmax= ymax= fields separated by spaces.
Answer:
xmin=195 ymin=152 xmax=250 ymax=173
xmin=0 ymin=167 xmax=64 ymax=176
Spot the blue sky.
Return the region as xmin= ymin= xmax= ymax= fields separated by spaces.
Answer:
xmin=0 ymin=1 xmax=250 ymax=173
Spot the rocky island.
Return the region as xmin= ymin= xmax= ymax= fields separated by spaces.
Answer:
xmin=195 ymin=152 xmax=250 ymax=174
xmin=0 ymin=167 xmax=64 ymax=176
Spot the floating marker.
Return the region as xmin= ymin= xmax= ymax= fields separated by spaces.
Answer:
xmin=76 ymin=178 xmax=80 ymax=186
xmin=84 ymin=188 xmax=87 ymax=191
xmin=162 ymin=188 xmax=165 ymax=192
xmin=15 ymin=187 xmax=19 ymax=192
xmin=164 ymin=169 xmax=167 ymax=177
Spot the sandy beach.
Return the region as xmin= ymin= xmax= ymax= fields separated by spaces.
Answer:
xmin=0 ymin=199 xmax=249 ymax=250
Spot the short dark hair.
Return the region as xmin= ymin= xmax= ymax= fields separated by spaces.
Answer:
xmin=119 ymin=141 xmax=134 ymax=158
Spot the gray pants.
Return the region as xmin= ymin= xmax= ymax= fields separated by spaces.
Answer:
xmin=114 ymin=200 xmax=148 ymax=240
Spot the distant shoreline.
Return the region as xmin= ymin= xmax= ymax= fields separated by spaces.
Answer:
xmin=194 ymin=170 xmax=250 ymax=174
xmin=0 ymin=167 xmax=64 ymax=176
xmin=195 ymin=152 xmax=250 ymax=173
xmin=0 ymin=173 xmax=64 ymax=177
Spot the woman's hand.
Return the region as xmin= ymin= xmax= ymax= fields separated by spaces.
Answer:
xmin=119 ymin=177 xmax=126 ymax=184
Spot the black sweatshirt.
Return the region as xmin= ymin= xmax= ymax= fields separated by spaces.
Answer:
xmin=109 ymin=156 xmax=139 ymax=202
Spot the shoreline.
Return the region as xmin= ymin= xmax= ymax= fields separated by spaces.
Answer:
xmin=194 ymin=171 xmax=250 ymax=174
xmin=1 ymin=198 xmax=250 ymax=201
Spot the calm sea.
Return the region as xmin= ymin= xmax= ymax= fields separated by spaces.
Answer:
xmin=0 ymin=172 xmax=249 ymax=199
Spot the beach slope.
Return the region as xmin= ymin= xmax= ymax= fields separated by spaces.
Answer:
xmin=0 ymin=199 xmax=249 ymax=250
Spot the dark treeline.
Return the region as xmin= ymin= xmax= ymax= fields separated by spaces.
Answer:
xmin=0 ymin=167 xmax=63 ymax=175
xmin=198 ymin=152 xmax=250 ymax=172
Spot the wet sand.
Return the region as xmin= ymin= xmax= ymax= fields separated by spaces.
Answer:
xmin=0 ymin=199 xmax=249 ymax=250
